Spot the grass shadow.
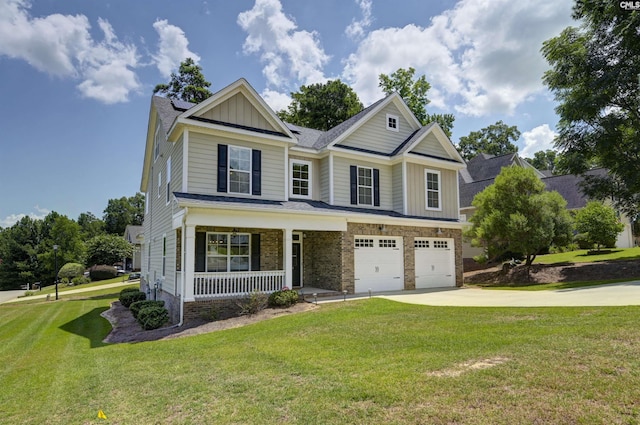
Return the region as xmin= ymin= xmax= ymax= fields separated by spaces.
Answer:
xmin=59 ymin=307 xmax=111 ymax=348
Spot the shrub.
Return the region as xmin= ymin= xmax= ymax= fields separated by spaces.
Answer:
xmin=71 ymin=275 xmax=90 ymax=285
xmin=137 ymin=306 xmax=169 ymax=330
xmin=120 ymin=287 xmax=140 ymax=296
xmin=574 ymin=233 xmax=594 ymax=250
xmin=89 ymin=265 xmax=117 ymax=281
xmin=236 ymin=290 xmax=268 ymax=315
xmin=130 ymin=300 xmax=165 ymax=320
xmin=268 ymin=288 xmax=299 ymax=308
xmin=119 ymin=290 xmax=146 ymax=308
xmin=58 ymin=263 xmax=85 ymax=280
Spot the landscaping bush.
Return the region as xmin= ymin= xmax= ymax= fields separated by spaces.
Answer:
xmin=268 ymin=288 xmax=299 ymax=307
xmin=137 ymin=305 xmax=169 ymax=330
xmin=130 ymin=300 xmax=165 ymax=320
xmin=119 ymin=290 xmax=146 ymax=308
xmin=71 ymin=275 xmax=90 ymax=285
xmin=236 ymin=290 xmax=268 ymax=315
xmin=58 ymin=263 xmax=85 ymax=280
xmin=89 ymin=265 xmax=117 ymax=281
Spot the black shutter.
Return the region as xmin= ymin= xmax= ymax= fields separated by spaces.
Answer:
xmin=373 ymin=168 xmax=380 ymax=207
xmin=251 ymin=234 xmax=261 ymax=271
xmin=217 ymin=144 xmax=228 ymax=193
xmin=252 ymin=149 xmax=261 ymax=195
xmin=195 ymin=232 xmax=206 ymax=272
xmin=350 ymin=165 xmax=358 ymax=205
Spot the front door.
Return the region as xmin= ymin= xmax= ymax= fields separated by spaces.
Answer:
xmin=292 ymin=242 xmax=301 ymax=287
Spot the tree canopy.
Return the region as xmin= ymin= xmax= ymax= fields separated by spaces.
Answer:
xmin=277 ymin=79 xmax=363 ymax=131
xmin=103 ymin=193 xmax=145 ymax=235
xmin=153 ymin=58 xmax=213 ymax=104
xmin=466 ymin=166 xmax=573 ymax=266
xmin=378 ymin=67 xmax=455 ymax=137
xmin=542 ymin=1 xmax=640 ymax=218
xmin=524 ymin=150 xmax=558 ymax=174
xmin=574 ymin=201 xmax=624 ymax=251
xmin=85 ymin=234 xmax=133 ymax=267
xmin=458 ymin=121 xmax=520 ymax=161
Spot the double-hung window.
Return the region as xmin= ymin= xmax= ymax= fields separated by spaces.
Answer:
xmin=165 ymin=157 xmax=171 ymax=204
xmin=358 ymin=166 xmax=373 ymax=205
xmin=206 ymin=233 xmax=250 ymax=272
xmin=228 ymin=146 xmax=251 ymax=194
xmin=425 ymin=169 xmax=441 ymax=210
xmin=290 ymin=159 xmax=312 ymax=198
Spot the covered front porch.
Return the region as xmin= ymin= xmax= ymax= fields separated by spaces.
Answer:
xmin=174 ymin=204 xmax=348 ymax=301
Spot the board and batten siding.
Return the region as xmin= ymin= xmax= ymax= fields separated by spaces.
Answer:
xmin=392 ymin=163 xmax=403 ymax=213
xmin=338 ymin=103 xmax=416 ymax=154
xmin=187 ymin=131 xmax=286 ymax=200
xmin=410 ymin=132 xmax=451 ymax=158
xmin=196 ymin=92 xmax=277 ymax=133
xmin=332 ymin=155 xmax=393 ymax=210
xmin=405 ymin=162 xmax=458 ymax=219
xmin=289 ymin=155 xmax=321 ymax=201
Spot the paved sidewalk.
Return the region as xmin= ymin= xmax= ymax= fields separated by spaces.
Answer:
xmin=1 ymin=280 xmax=138 ymax=304
xmin=320 ymin=280 xmax=640 ymax=307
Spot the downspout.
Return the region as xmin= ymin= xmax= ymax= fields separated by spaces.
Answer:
xmin=163 ymin=206 xmax=187 ymax=329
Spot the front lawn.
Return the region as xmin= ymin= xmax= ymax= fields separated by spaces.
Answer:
xmin=537 ymin=246 xmax=640 ymax=265
xmin=1 ymin=290 xmax=640 ymax=424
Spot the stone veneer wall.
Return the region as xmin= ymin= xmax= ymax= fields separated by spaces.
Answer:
xmin=340 ymin=223 xmax=463 ymax=293
xmin=301 ymin=231 xmax=343 ymax=291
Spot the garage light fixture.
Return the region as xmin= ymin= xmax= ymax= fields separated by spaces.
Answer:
xmin=437 ymin=227 xmax=443 ymax=235
xmin=379 ymin=224 xmax=386 ymax=232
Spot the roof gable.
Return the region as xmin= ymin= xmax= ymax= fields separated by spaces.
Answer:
xmin=397 ymin=122 xmax=465 ymax=164
xmin=175 ymin=78 xmax=295 ymax=140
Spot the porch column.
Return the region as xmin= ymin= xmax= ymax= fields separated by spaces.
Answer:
xmin=283 ymin=228 xmax=293 ymax=289
xmin=184 ymin=224 xmax=196 ymax=302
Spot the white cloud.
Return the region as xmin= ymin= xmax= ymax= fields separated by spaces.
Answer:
xmin=520 ymin=124 xmax=556 ymax=158
xmin=152 ymin=19 xmax=200 ymax=78
xmin=0 ymin=206 xmax=51 ymax=228
xmin=342 ymin=0 xmax=573 ymax=115
xmin=237 ymin=0 xmax=329 ymax=89
xmin=0 ymin=0 xmax=140 ymax=103
xmin=261 ymin=88 xmax=291 ymax=112
xmin=345 ymin=0 xmax=373 ymax=40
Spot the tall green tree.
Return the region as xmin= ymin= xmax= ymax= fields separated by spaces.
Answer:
xmin=466 ymin=166 xmax=573 ymax=266
xmin=278 ymin=80 xmax=363 ymax=131
xmin=378 ymin=67 xmax=455 ymax=137
xmin=542 ymin=1 xmax=640 ymax=218
xmin=103 ymin=193 xmax=145 ymax=235
xmin=85 ymin=234 xmax=133 ymax=267
xmin=0 ymin=217 xmax=43 ymax=289
xmin=77 ymin=212 xmax=105 ymax=239
xmin=525 ymin=150 xmax=558 ymax=173
xmin=574 ymin=201 xmax=624 ymax=252
xmin=458 ymin=121 xmax=520 ymax=161
xmin=153 ymin=58 xmax=213 ymax=104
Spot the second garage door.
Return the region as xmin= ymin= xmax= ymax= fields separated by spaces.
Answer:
xmin=354 ymin=236 xmax=404 ymax=293
xmin=414 ymin=238 xmax=455 ymax=289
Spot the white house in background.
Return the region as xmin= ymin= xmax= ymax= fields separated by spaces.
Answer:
xmin=140 ymin=78 xmax=466 ymax=324
xmin=123 ymin=225 xmax=144 ymax=271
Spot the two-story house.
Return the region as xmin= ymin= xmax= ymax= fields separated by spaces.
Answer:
xmin=140 ymin=78 xmax=466 ymax=323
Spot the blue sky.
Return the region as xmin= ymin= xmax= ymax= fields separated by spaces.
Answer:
xmin=0 ymin=0 xmax=575 ymax=228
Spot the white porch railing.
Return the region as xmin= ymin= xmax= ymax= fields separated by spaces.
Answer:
xmin=193 ymin=270 xmax=285 ymax=299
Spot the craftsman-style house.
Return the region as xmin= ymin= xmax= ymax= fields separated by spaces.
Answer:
xmin=140 ymin=78 xmax=466 ymax=323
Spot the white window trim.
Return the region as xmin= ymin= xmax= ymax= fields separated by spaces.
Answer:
xmin=357 ymin=166 xmax=374 ymax=206
xmin=165 ymin=156 xmax=172 ymax=205
xmin=289 ymin=159 xmax=312 ymax=199
xmin=157 ymin=171 xmax=162 ymax=199
xmin=154 ymin=122 xmax=161 ymax=162
xmin=424 ymin=169 xmax=442 ymax=211
xmin=386 ymin=113 xmax=399 ymax=132
xmin=162 ymin=234 xmax=167 ymax=277
xmin=205 ymin=232 xmax=251 ymax=272
xmin=228 ymin=145 xmax=252 ymax=195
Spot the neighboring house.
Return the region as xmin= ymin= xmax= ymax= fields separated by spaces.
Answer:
xmin=459 ymin=153 xmax=635 ymax=262
xmin=140 ymin=78 xmax=466 ymax=323
xmin=123 ymin=225 xmax=144 ymax=271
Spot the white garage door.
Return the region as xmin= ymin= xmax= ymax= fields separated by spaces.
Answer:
xmin=414 ymin=238 xmax=455 ymax=289
xmin=354 ymin=236 xmax=404 ymax=293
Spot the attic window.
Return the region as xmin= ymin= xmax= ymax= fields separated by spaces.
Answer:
xmin=386 ymin=114 xmax=399 ymax=132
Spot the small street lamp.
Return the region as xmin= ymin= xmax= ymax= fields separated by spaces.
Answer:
xmin=53 ymin=245 xmax=59 ymax=301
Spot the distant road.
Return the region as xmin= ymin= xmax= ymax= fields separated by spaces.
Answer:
xmin=0 ymin=290 xmax=26 ymax=304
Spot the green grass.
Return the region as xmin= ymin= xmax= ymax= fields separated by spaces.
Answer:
xmin=472 ymin=277 xmax=638 ymax=291
xmin=24 ymin=274 xmax=135 ymax=296
xmin=2 ymin=288 xmax=640 ymax=424
xmin=537 ymin=246 xmax=640 ymax=265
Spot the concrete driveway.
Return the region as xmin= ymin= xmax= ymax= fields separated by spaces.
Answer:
xmin=376 ymin=280 xmax=640 ymax=307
